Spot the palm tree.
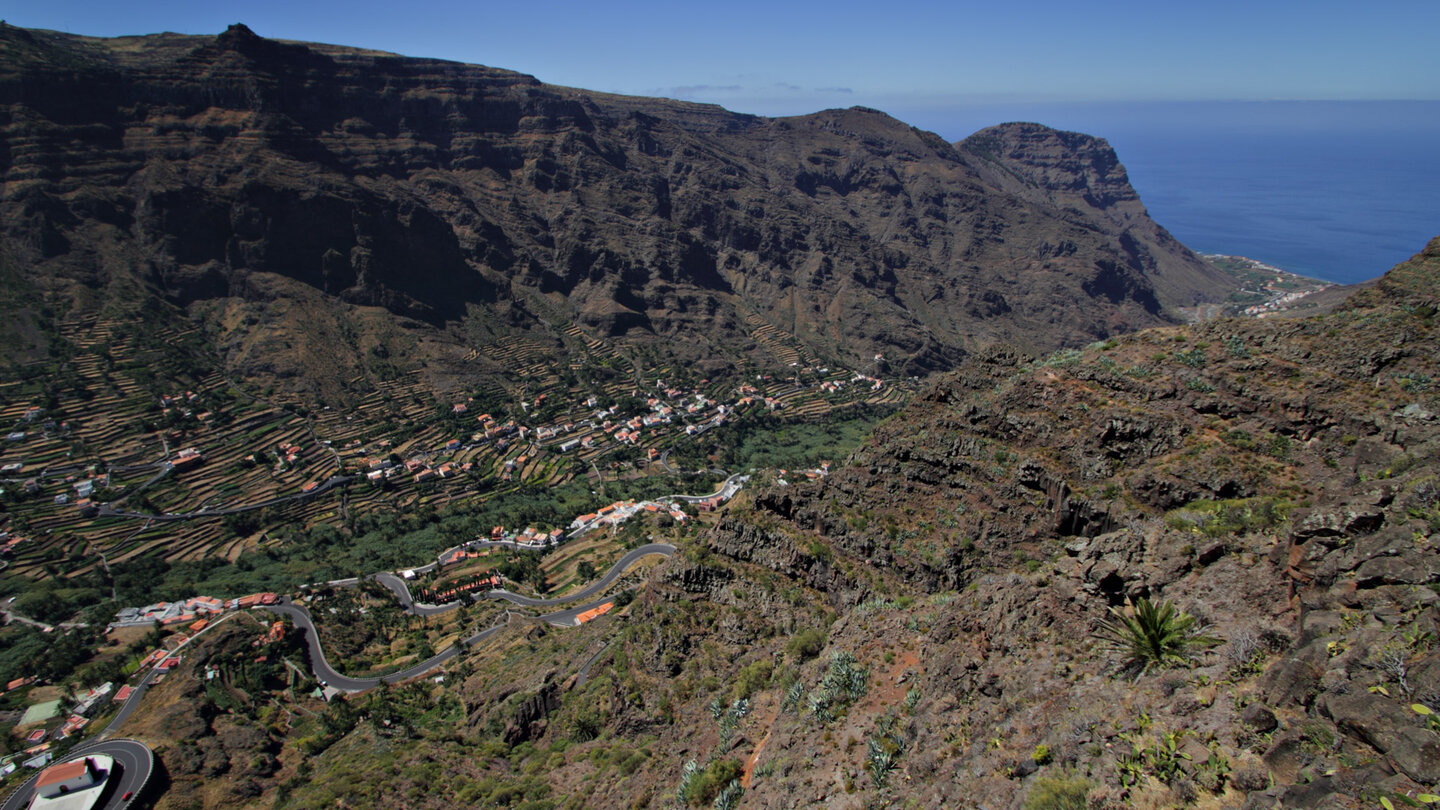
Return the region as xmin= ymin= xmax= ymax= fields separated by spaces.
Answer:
xmin=1096 ymin=597 xmax=1219 ymax=678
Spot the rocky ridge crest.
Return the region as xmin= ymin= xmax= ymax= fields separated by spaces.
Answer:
xmin=1 ymin=24 xmax=1233 ymax=394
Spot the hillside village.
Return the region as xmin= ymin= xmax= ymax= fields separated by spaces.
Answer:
xmin=0 ymin=313 xmax=865 ymax=773
xmin=0 ymin=312 xmax=901 ymax=581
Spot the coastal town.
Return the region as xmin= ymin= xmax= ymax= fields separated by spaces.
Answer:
xmin=1200 ymin=254 xmax=1336 ymax=318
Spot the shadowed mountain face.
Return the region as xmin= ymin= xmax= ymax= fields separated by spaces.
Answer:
xmin=0 ymin=23 xmax=1234 ymax=387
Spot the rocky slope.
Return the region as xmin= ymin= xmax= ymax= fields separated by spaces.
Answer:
xmin=663 ymin=236 xmax=1440 ymax=808
xmin=128 ymin=244 xmax=1436 ymax=810
xmin=1 ymin=23 xmax=1233 ymax=396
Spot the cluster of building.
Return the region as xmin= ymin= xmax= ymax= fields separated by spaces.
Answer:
xmin=330 ymin=365 xmax=883 ymax=501
xmin=255 ymin=619 xmax=285 ymax=647
xmin=2 ymin=418 xmax=77 ymax=495
xmin=71 ymin=684 xmax=113 ymax=717
xmin=273 ymin=441 xmax=304 ymax=470
xmin=421 ymin=573 xmax=501 ymax=604
xmin=490 ymin=525 xmax=564 ymax=547
xmin=14 ymin=682 xmax=117 ymax=747
xmin=1 ymin=531 xmax=31 ymax=556
xmin=438 ymin=546 xmax=488 ymax=566
xmin=0 ymin=461 xmax=115 ymax=514
xmin=0 ymin=741 xmax=54 ymax=778
xmin=111 ymin=592 xmax=277 ymax=628
xmin=159 ymin=390 xmax=213 ymax=424
xmin=1241 ymin=285 xmax=1330 ymax=317
xmin=773 ymin=463 xmax=831 ymax=486
xmin=569 ymin=499 xmax=689 ymax=534
xmin=353 ymin=453 xmax=478 ymax=486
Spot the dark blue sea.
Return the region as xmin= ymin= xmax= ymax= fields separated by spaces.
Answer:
xmin=912 ymin=101 xmax=1440 ymax=285
xmin=1113 ymin=129 xmax=1440 ymax=284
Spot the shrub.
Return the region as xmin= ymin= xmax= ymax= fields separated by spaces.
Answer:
xmin=680 ymin=758 xmax=743 ymax=806
xmin=786 ymin=629 xmax=826 ymax=662
xmin=1022 ymin=775 xmax=1090 ymax=810
xmin=1095 ymin=598 xmax=1219 ymax=678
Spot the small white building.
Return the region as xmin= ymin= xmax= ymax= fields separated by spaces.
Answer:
xmin=32 ymin=754 xmax=111 ymax=805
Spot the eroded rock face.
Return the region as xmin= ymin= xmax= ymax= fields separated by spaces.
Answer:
xmin=1 ymin=24 xmax=1233 ymax=388
xmin=690 ymin=240 xmax=1440 ymax=809
xmin=503 ymin=680 xmax=560 ymax=744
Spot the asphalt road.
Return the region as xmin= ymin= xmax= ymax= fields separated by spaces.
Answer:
xmin=264 ymin=544 xmax=675 ymax=691
xmin=98 ymin=668 xmax=159 ymax=737
xmin=1 ymin=739 xmax=153 ymax=810
xmin=484 ymin=543 xmax=676 ymax=608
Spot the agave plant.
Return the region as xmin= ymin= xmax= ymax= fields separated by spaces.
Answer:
xmin=713 ymin=780 xmax=744 ymax=810
xmin=1096 ymin=597 xmax=1219 ymax=678
xmin=676 ymin=759 xmax=700 ymax=806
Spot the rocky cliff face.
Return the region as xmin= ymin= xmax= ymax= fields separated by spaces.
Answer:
xmin=1 ymin=24 xmax=1234 ymax=391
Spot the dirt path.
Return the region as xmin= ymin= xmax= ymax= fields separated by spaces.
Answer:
xmin=741 ymin=703 xmax=779 ymax=789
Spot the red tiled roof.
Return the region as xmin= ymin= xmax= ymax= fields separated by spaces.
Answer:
xmin=36 ymin=758 xmax=89 ymax=787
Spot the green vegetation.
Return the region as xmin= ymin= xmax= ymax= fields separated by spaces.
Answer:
xmin=732 ymin=658 xmax=774 ymax=701
xmin=785 ymin=628 xmax=826 ymax=662
xmin=0 ymin=625 xmax=105 ymax=686
xmin=1022 ymin=774 xmax=1091 ymax=810
xmin=677 ymin=758 xmax=743 ymax=807
xmin=866 ymin=715 xmax=906 ymax=789
xmin=1095 ymin=598 xmax=1219 ymax=678
xmin=687 ymin=405 xmax=894 ymax=472
xmin=1114 ymin=729 xmax=1193 ymax=788
xmin=806 ymin=650 xmax=868 ymax=722
xmin=1164 ymin=496 xmax=1293 ymax=539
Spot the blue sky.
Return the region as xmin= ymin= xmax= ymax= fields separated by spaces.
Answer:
xmin=6 ymin=0 xmax=1439 ymax=139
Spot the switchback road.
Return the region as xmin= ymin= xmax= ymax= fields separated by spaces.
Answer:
xmin=265 ymin=544 xmax=674 ymax=691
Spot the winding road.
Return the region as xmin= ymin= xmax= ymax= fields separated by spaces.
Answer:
xmin=0 ymin=739 xmax=153 ymax=810
xmin=265 ymin=543 xmax=675 ymax=692
xmin=3 ymin=516 xmax=693 ymax=805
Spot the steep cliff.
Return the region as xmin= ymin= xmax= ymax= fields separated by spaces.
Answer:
xmin=1 ymin=24 xmax=1236 ymax=395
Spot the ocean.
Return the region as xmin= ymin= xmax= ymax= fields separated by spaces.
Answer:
xmin=1112 ymin=129 xmax=1440 ymax=285
xmin=912 ymin=101 xmax=1440 ymax=285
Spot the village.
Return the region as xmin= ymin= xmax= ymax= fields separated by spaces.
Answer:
xmin=0 ymin=318 xmax=893 ymax=580
xmin=0 ymin=313 xmax=892 ymax=783
xmin=0 ymin=460 xmax=776 ymax=764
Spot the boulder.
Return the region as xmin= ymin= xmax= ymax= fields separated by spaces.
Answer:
xmin=1354 ymin=555 xmax=1428 ymax=588
xmin=1196 ymin=539 xmax=1228 ymax=566
xmin=1261 ymin=734 xmax=1305 ymax=783
xmin=1260 ymin=656 xmax=1323 ymax=708
xmin=1292 ymin=510 xmax=1346 ymax=544
xmin=1322 ymin=692 xmax=1440 ymax=784
xmin=1242 ymin=703 xmax=1279 ymax=734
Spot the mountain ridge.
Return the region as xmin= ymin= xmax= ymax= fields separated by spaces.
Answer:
xmin=1 ymin=23 xmax=1236 ymax=399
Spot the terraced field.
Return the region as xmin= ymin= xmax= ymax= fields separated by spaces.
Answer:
xmin=1 ymin=313 xmax=907 ymax=578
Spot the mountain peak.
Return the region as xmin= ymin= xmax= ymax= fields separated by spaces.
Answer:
xmin=216 ymin=22 xmax=260 ymax=48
